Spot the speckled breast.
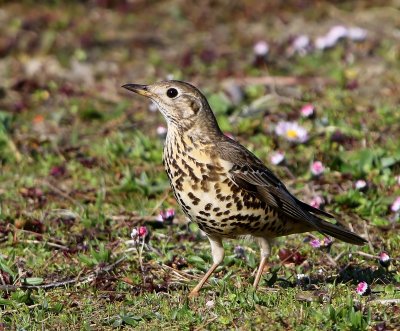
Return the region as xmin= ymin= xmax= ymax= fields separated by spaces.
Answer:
xmin=163 ymin=135 xmax=283 ymax=238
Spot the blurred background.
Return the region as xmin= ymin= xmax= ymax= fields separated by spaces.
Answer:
xmin=1 ymin=0 xmax=399 ymax=216
xmin=0 ymin=0 xmax=400 ymax=329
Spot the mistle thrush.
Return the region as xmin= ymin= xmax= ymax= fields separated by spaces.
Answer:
xmin=122 ymin=80 xmax=367 ymax=297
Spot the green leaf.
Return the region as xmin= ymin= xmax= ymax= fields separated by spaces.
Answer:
xmin=24 ymin=277 xmax=44 ymax=285
xmin=0 ymin=111 xmax=13 ymax=132
xmin=370 ymin=217 xmax=390 ymax=227
xmin=0 ymin=298 xmax=14 ymax=306
xmin=219 ymin=316 xmax=232 ymax=325
xmin=360 ymin=151 xmax=375 ymax=172
xmin=121 ymin=315 xmax=141 ymax=326
xmin=207 ymin=93 xmax=231 ymax=115
xmin=187 ymin=255 xmax=206 ymax=265
xmin=384 ymin=284 xmax=395 ymax=295
xmin=0 ymin=258 xmax=16 ymax=279
xmin=122 ymin=316 xmax=140 ymax=326
xmin=78 ymin=254 xmax=96 ymax=267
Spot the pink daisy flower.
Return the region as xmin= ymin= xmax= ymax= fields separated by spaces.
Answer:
xmin=310 ymin=196 xmax=324 ymax=209
xmin=356 ymin=281 xmax=370 ymax=296
xmin=270 ymin=151 xmax=285 ymax=165
xmin=300 ymin=104 xmax=315 ymax=118
xmin=311 ymin=161 xmax=325 ymax=176
xmin=379 ymin=251 xmax=390 ymax=268
xmin=138 ymin=226 xmax=148 ymax=237
xmin=310 ymin=239 xmax=321 ymax=248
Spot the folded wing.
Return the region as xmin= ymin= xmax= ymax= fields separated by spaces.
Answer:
xmin=218 ymin=139 xmax=367 ymax=245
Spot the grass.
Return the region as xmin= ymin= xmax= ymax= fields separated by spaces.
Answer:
xmin=0 ymin=1 xmax=400 ymax=330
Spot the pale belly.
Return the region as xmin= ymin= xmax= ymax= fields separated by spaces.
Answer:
xmin=167 ymin=163 xmax=284 ymax=238
xmin=163 ymin=136 xmax=296 ymax=238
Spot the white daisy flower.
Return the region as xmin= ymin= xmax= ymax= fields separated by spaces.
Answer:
xmin=253 ymin=41 xmax=269 ymax=56
xmin=275 ymin=121 xmax=308 ymax=143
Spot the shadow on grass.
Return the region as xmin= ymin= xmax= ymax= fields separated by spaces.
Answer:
xmin=332 ymin=265 xmax=397 ymax=285
xmin=266 ymin=264 xmax=397 ymax=290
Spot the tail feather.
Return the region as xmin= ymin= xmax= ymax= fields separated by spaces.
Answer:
xmin=316 ymin=219 xmax=367 ymax=246
xmin=297 ymin=199 xmax=335 ymax=219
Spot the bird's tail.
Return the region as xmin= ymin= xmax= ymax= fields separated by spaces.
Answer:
xmin=316 ymin=219 xmax=367 ymax=246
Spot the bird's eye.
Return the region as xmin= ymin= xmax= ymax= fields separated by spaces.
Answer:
xmin=166 ymin=88 xmax=178 ymax=98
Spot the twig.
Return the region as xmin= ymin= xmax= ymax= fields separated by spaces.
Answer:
xmin=150 ymin=190 xmax=171 ymax=215
xmin=39 ymin=179 xmax=84 ymax=212
xmin=193 ymin=317 xmax=219 ymax=331
xmin=352 ymin=251 xmax=400 ymax=262
xmin=107 ymin=214 xmax=155 ymax=223
xmin=334 ymin=250 xmax=347 ymax=262
xmin=257 ymin=286 xmax=279 ymax=293
xmin=363 ymin=221 xmax=374 ymax=252
xmin=7 ymin=225 xmax=67 ymax=245
xmin=17 ymin=239 xmax=70 ymax=251
xmin=135 ymin=237 xmax=147 ymax=285
xmin=0 ymin=304 xmax=41 ymax=315
xmin=160 ymin=263 xmax=198 ymax=281
xmin=0 ymin=256 xmax=126 ymax=292
xmin=352 ymin=251 xmax=379 ymax=260
xmin=325 ymin=254 xmax=337 ymax=267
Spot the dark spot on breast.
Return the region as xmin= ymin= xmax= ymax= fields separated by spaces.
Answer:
xmin=231 ymin=185 xmax=240 ymax=194
xmin=201 ymin=175 xmax=210 ymax=191
xmin=205 ymin=203 xmax=212 ymax=211
xmin=249 ymin=215 xmax=261 ymax=222
xmin=188 ymin=192 xmax=200 ymax=205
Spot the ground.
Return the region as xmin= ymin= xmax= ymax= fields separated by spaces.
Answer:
xmin=0 ymin=1 xmax=399 ymax=330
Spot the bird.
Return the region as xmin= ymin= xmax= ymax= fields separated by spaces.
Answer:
xmin=122 ymin=80 xmax=367 ymax=297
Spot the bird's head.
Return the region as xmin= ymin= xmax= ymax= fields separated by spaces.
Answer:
xmin=122 ymin=80 xmax=221 ymax=135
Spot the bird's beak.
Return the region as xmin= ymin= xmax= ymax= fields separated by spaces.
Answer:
xmin=122 ymin=83 xmax=152 ymax=97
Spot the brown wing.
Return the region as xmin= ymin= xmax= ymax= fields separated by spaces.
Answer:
xmin=217 ymin=138 xmax=332 ymax=224
xmin=230 ymin=163 xmax=321 ymax=228
xmin=216 ymin=138 xmax=367 ymax=245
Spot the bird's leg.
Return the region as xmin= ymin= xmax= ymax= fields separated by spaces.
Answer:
xmin=253 ymin=237 xmax=271 ymax=288
xmin=189 ymin=236 xmax=224 ymax=297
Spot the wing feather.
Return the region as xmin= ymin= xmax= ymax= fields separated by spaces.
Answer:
xmin=231 ymin=166 xmax=313 ymax=224
xmin=216 ymin=138 xmax=366 ymax=245
xmin=219 ymin=140 xmax=331 ymax=229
